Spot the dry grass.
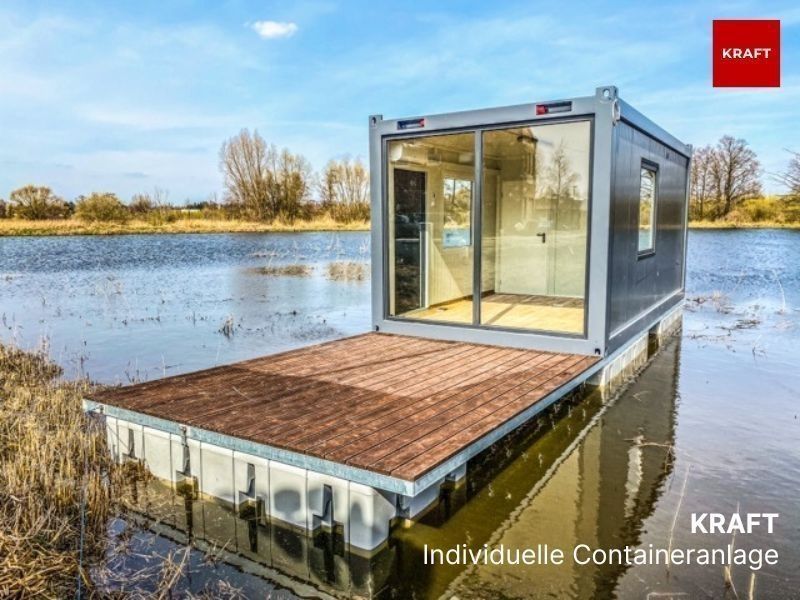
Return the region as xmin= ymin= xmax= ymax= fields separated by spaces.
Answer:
xmin=689 ymin=219 xmax=800 ymax=229
xmin=0 ymin=216 xmax=370 ymax=236
xmin=0 ymin=344 xmax=249 ymax=596
xmin=0 ymin=344 xmax=116 ymax=598
xmin=4 ymin=216 xmax=797 ymax=236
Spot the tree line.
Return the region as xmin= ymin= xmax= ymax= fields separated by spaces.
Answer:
xmin=690 ymin=135 xmax=799 ymax=223
xmin=1 ymin=129 xmax=798 ymax=224
xmin=0 ymin=128 xmax=370 ymax=224
xmin=219 ymin=129 xmax=369 ymax=223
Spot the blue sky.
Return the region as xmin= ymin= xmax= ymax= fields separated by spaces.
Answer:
xmin=1 ymin=0 xmax=798 ymax=202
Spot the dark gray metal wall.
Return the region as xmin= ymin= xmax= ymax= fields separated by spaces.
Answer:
xmin=606 ymin=121 xmax=689 ymax=346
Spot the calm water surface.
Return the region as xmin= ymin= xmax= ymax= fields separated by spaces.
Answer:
xmin=1 ymin=230 xmax=798 ymax=598
xmin=0 ymin=232 xmax=371 ymax=382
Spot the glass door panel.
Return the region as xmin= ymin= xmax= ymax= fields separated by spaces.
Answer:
xmin=480 ymin=121 xmax=591 ymax=334
xmin=387 ymin=132 xmax=475 ymax=324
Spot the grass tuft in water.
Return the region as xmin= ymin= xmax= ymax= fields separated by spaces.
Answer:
xmin=252 ymin=264 xmax=313 ymax=277
xmin=325 ymin=261 xmax=369 ymax=282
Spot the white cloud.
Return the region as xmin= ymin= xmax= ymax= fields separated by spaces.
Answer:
xmin=251 ymin=20 xmax=297 ymax=39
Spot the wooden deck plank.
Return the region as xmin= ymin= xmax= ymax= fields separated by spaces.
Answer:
xmin=90 ymin=332 xmax=598 ymax=482
xmin=96 ymin=332 xmax=386 ymax=410
xmin=275 ymin=344 xmax=513 ymax=447
xmin=183 ymin=335 xmax=442 ymax=425
xmin=359 ymin=354 xmax=586 ymax=475
xmin=226 ymin=341 xmax=486 ymax=441
xmin=110 ymin=333 xmax=431 ymax=424
xmin=307 ymin=348 xmax=550 ymax=459
xmin=388 ymin=356 xmax=598 ymax=480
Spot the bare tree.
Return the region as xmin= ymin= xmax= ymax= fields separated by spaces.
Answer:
xmin=129 ymin=193 xmax=154 ymax=214
xmin=8 ymin=185 xmax=69 ymax=219
xmin=690 ymin=145 xmax=716 ymax=220
xmin=130 ymin=187 xmax=170 ymax=214
xmin=319 ymin=158 xmax=369 ymax=204
xmin=318 ymin=158 xmax=370 ymax=222
xmin=276 ymin=149 xmax=313 ymax=223
xmin=771 ymin=150 xmax=800 ymax=222
xmin=220 ymin=129 xmax=272 ymax=220
xmin=776 ymin=150 xmax=800 ymax=196
xmin=538 ymin=144 xmax=584 ymax=228
xmin=219 ymin=129 xmax=312 ymax=221
xmin=709 ymin=135 xmax=762 ymax=218
xmin=541 ymin=144 xmax=579 ymax=203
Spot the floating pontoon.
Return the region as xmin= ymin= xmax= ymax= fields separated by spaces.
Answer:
xmin=85 ymin=86 xmax=691 ymax=552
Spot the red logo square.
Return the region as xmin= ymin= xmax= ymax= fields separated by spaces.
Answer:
xmin=713 ymin=20 xmax=780 ymax=87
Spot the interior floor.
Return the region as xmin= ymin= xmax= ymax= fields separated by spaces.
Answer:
xmin=409 ymin=293 xmax=585 ymax=334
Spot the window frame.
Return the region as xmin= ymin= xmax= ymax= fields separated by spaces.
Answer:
xmin=381 ymin=116 xmax=594 ymax=338
xmin=637 ymin=159 xmax=659 ymax=258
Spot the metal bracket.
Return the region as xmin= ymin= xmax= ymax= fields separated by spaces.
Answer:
xmin=312 ymin=484 xmax=336 ymax=530
xmin=174 ymin=426 xmax=198 ymax=497
xmin=395 ymin=495 xmax=411 ymax=519
xmin=237 ymin=463 xmax=265 ymax=522
xmin=596 ymin=86 xmax=621 ymax=124
xmin=121 ymin=427 xmax=138 ymax=462
xmin=596 ymin=85 xmax=619 ymax=101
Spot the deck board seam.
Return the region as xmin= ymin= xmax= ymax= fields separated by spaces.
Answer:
xmin=316 ymin=349 xmax=553 ymax=462
xmin=377 ymin=354 xmax=591 ymax=476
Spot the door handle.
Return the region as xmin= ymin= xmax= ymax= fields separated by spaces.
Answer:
xmin=536 ymin=232 xmax=546 ymax=244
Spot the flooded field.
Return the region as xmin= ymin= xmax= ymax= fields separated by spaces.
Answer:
xmin=1 ymin=229 xmax=798 ymax=598
xmin=0 ymin=232 xmax=371 ymax=382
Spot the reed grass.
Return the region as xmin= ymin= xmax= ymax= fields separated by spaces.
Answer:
xmin=0 ymin=216 xmax=369 ymax=236
xmin=2 ymin=216 xmax=797 ymax=237
xmin=689 ymin=220 xmax=800 ymax=229
xmin=0 ymin=344 xmax=115 ymax=597
xmin=0 ymin=346 xmax=253 ymax=596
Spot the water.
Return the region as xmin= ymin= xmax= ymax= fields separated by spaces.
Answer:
xmin=1 ymin=229 xmax=798 ymax=598
xmin=0 ymin=232 xmax=371 ymax=383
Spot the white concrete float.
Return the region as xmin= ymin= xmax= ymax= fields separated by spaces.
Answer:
xmin=589 ymin=304 xmax=683 ymax=391
xmin=102 ymin=414 xmax=399 ymax=552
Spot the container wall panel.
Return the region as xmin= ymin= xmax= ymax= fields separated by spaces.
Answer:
xmin=607 ymin=122 xmax=688 ymax=340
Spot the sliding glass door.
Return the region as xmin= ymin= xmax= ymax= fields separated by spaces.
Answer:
xmin=387 ymin=132 xmax=475 ymax=324
xmin=386 ymin=120 xmax=591 ymax=335
xmin=481 ymin=121 xmax=591 ymax=334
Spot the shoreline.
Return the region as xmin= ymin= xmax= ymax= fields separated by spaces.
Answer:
xmin=0 ymin=217 xmax=371 ymax=237
xmin=688 ymin=221 xmax=800 ymax=230
xmin=0 ymin=218 xmax=797 ymax=237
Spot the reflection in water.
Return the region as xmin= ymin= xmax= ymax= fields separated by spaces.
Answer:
xmin=118 ymin=337 xmax=680 ymax=599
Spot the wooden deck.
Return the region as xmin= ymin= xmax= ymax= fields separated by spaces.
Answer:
xmin=90 ymin=333 xmax=598 ymax=482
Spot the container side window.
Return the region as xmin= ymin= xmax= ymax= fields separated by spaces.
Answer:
xmin=638 ymin=162 xmax=657 ymax=255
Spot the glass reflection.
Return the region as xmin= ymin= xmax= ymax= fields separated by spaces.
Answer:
xmin=387 ymin=132 xmax=475 ymax=323
xmin=481 ymin=121 xmax=591 ymax=334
